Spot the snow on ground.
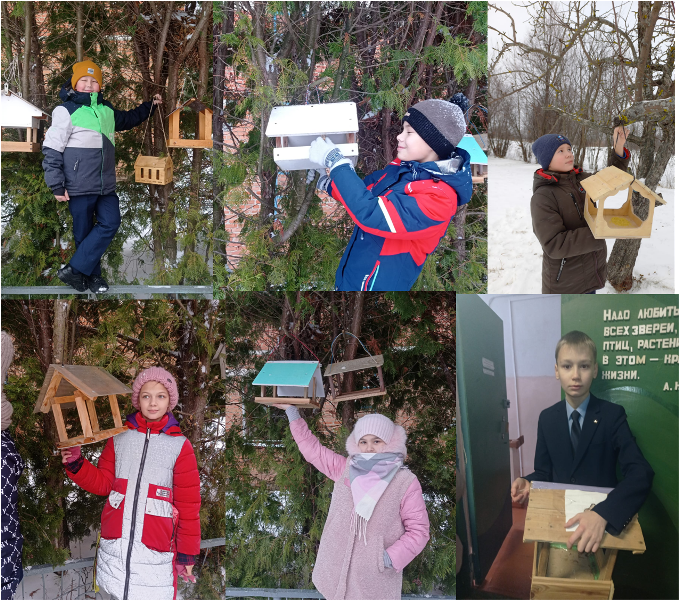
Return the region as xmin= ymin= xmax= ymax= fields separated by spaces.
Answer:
xmin=488 ymin=151 xmax=674 ymax=294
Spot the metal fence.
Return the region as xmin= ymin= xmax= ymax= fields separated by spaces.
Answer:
xmin=16 ymin=538 xmax=226 ymax=600
xmin=0 ymin=285 xmax=213 ymax=299
xmin=16 ymin=538 xmax=454 ymax=600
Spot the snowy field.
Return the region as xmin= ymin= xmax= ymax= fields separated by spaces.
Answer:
xmin=488 ymin=146 xmax=675 ymax=294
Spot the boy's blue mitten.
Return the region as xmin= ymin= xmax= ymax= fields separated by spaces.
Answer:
xmin=309 ymin=137 xmax=352 ymax=171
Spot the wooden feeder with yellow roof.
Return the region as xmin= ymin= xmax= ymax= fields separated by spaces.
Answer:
xmin=167 ymin=98 xmax=212 ymax=149
xmin=253 ymin=361 xmax=325 ymax=409
xmin=581 ymin=166 xmax=666 ymax=239
xmin=34 ymin=365 xmax=131 ymax=449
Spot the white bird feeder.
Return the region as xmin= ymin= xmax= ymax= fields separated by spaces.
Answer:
xmin=252 ymin=360 xmax=325 ymax=409
xmin=1 ymin=89 xmax=49 ymax=152
xmin=265 ymin=102 xmax=359 ymax=171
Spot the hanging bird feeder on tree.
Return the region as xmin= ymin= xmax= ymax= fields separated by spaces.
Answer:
xmin=134 ymin=104 xmax=173 ymax=185
xmin=253 ymin=360 xmax=325 ymax=409
xmin=265 ymin=102 xmax=359 ymax=171
xmin=167 ymin=98 xmax=213 ymax=148
xmin=134 ymin=155 xmax=173 ymax=185
xmin=581 ymin=166 xmax=666 ymax=239
xmin=34 ymin=365 xmax=131 ymax=449
xmin=457 ymin=134 xmax=488 ymax=179
xmin=0 ymin=88 xmax=49 ymax=152
xmin=324 ymin=333 xmax=387 ymax=402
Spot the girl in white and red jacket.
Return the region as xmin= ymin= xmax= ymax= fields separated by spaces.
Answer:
xmin=61 ymin=367 xmax=201 ymax=600
xmin=274 ymin=405 xmax=430 ymax=600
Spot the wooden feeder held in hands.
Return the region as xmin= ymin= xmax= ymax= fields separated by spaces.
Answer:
xmin=167 ymin=98 xmax=212 ymax=149
xmin=0 ymin=89 xmax=49 ymax=152
xmin=581 ymin=166 xmax=666 ymax=239
xmin=265 ymin=102 xmax=359 ymax=171
xmin=134 ymin=155 xmax=173 ymax=185
xmin=34 ymin=365 xmax=132 ymax=449
xmin=324 ymin=354 xmax=386 ymax=402
xmin=253 ymin=361 xmax=325 ymax=409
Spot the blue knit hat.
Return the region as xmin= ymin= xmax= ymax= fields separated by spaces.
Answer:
xmin=532 ymin=134 xmax=571 ymax=170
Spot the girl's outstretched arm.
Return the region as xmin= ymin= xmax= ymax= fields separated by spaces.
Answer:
xmin=63 ymin=437 xmax=116 ymax=496
xmin=278 ymin=406 xmax=347 ymax=482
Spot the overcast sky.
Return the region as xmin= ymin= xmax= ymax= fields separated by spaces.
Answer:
xmin=488 ymin=2 xmax=638 ymax=67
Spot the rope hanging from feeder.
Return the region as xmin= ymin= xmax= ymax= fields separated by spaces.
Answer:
xmin=329 ymin=331 xmax=379 ymax=366
xmin=137 ymin=102 xmax=169 ymax=159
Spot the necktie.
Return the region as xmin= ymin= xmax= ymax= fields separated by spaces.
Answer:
xmin=571 ymin=411 xmax=581 ymax=453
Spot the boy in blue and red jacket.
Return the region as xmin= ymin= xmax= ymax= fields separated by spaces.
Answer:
xmin=308 ymin=98 xmax=473 ymax=291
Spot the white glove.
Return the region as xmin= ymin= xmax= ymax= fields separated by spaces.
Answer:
xmin=309 ymin=136 xmax=345 ymax=169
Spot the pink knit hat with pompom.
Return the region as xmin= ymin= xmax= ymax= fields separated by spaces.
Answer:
xmin=131 ymin=367 xmax=179 ymax=411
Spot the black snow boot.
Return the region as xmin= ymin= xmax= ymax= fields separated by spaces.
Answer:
xmin=87 ymin=275 xmax=110 ymax=294
xmin=57 ymin=264 xmax=88 ymax=292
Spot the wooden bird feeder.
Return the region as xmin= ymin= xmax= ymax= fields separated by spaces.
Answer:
xmin=265 ymin=102 xmax=359 ymax=171
xmin=324 ymin=354 xmax=386 ymax=402
xmin=581 ymin=166 xmax=666 ymax=239
xmin=253 ymin=361 xmax=325 ymax=409
xmin=134 ymin=155 xmax=173 ymax=185
xmin=1 ymin=89 xmax=49 ymax=152
xmin=167 ymin=98 xmax=212 ymax=149
xmin=34 ymin=365 xmax=132 ymax=449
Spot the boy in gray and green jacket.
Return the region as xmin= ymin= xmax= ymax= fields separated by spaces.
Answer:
xmin=42 ymin=60 xmax=161 ymax=293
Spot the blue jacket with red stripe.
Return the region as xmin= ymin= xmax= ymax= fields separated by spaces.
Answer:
xmin=330 ymin=150 xmax=472 ymax=290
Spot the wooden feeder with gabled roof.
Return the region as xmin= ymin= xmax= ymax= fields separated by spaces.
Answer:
xmin=134 ymin=154 xmax=173 ymax=185
xmin=253 ymin=360 xmax=325 ymax=409
xmin=1 ymin=88 xmax=49 ymax=152
xmin=34 ymin=365 xmax=131 ymax=449
xmin=324 ymin=354 xmax=387 ymax=402
xmin=581 ymin=166 xmax=667 ymax=239
xmin=167 ymin=98 xmax=213 ymax=149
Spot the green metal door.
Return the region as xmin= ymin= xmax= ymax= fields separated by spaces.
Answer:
xmin=457 ymin=294 xmax=513 ymax=585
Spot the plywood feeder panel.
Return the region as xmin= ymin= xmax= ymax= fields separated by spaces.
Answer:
xmin=324 ymin=354 xmax=386 ymax=402
xmin=265 ymin=102 xmax=359 ymax=171
xmin=34 ymin=365 xmax=132 ymax=449
xmin=167 ymin=98 xmax=213 ymax=149
xmin=1 ymin=90 xmax=49 ymax=152
xmin=134 ymin=155 xmax=173 ymax=185
xmin=581 ymin=166 xmax=666 ymax=239
xmin=524 ymin=486 xmax=643 ymax=600
xmin=253 ymin=361 xmax=324 ymax=409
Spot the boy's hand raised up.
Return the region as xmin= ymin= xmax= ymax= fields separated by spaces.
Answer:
xmin=510 ymin=477 xmax=530 ymax=504
xmin=152 ymin=94 xmax=163 ymax=105
xmin=566 ymin=509 xmax=607 ymax=553
xmin=613 ymin=124 xmax=629 ymax=157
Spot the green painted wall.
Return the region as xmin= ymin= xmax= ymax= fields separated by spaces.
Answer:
xmin=562 ymin=294 xmax=678 ymax=599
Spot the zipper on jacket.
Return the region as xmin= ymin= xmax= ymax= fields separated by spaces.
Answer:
xmin=569 ymin=193 xmax=583 ymax=220
xmin=557 ymin=258 xmax=566 ymax=282
xmin=91 ymin=92 xmax=104 ymax=194
xmin=123 ymin=427 xmax=151 ymax=600
xmin=593 ymin=252 xmax=604 ymax=288
xmin=74 ymin=159 xmax=79 ymax=171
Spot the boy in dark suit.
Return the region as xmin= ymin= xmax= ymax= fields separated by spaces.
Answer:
xmin=511 ymin=330 xmax=654 ymax=553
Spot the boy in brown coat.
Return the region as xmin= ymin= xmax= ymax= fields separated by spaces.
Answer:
xmin=530 ymin=127 xmax=629 ymax=293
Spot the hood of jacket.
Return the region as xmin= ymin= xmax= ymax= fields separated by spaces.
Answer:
xmin=345 ymin=424 xmax=408 ymax=458
xmin=407 ymin=146 xmax=474 ymax=206
xmin=533 ymin=166 xmax=584 ymax=192
xmin=59 ymin=80 xmax=104 ymax=106
xmin=125 ymin=411 xmax=183 ymax=436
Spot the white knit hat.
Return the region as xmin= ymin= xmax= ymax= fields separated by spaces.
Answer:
xmin=352 ymin=414 xmax=395 ymax=444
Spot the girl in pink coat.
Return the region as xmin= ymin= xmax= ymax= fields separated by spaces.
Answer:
xmin=274 ymin=405 xmax=430 ymax=600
